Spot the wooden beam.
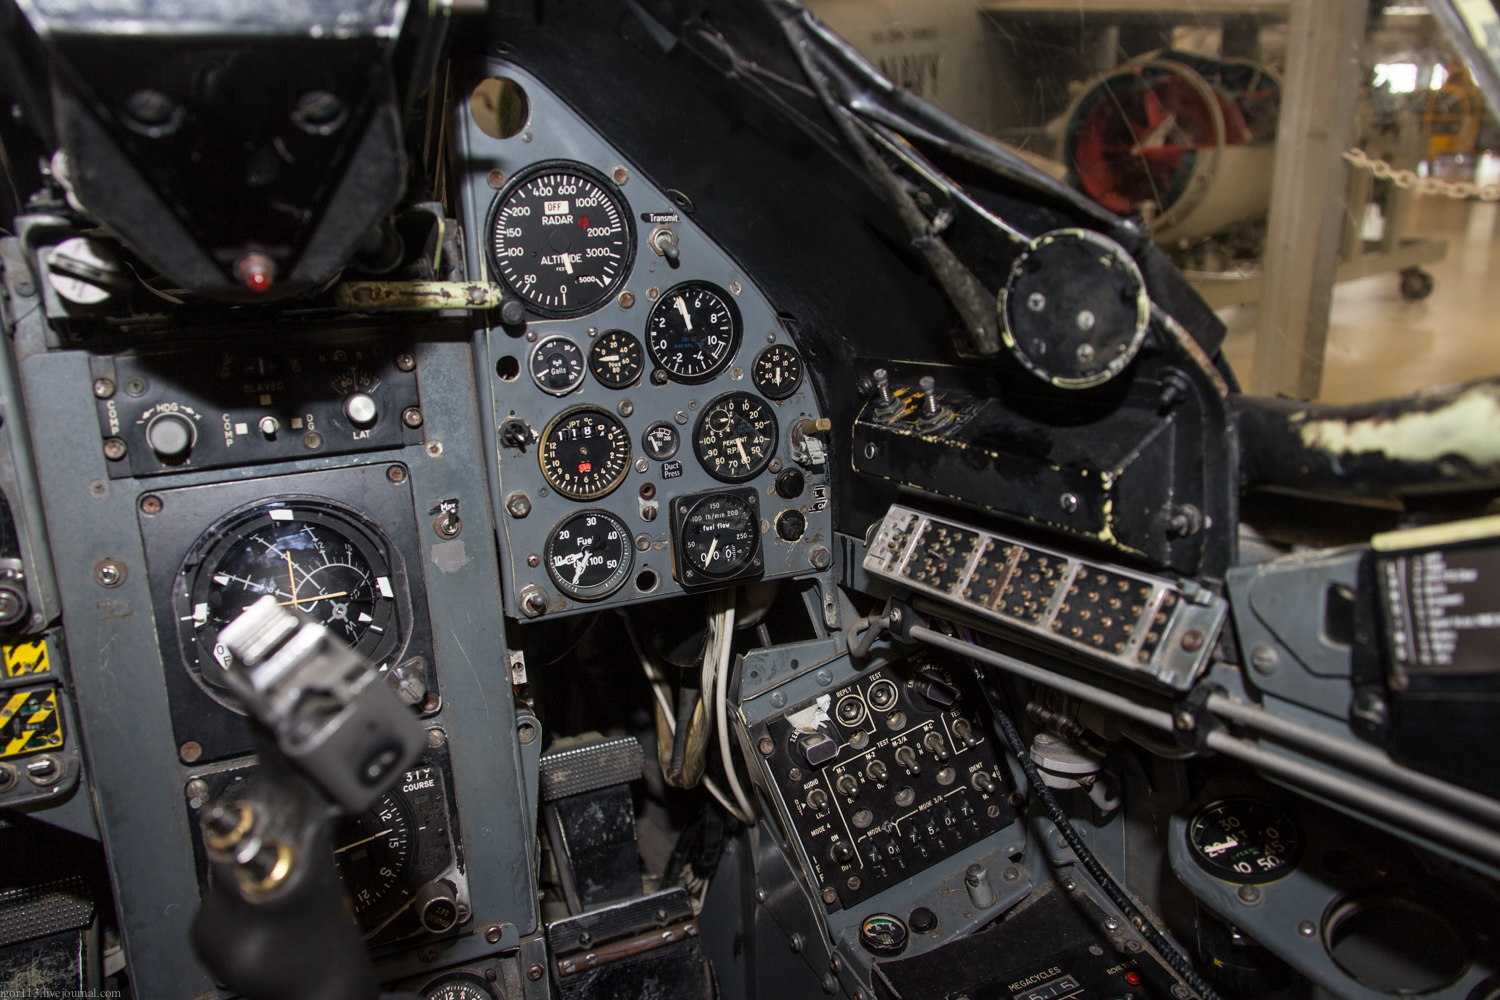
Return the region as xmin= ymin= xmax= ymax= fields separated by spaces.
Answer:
xmin=1252 ymin=0 xmax=1368 ymax=399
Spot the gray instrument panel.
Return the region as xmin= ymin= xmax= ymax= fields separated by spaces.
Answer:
xmin=455 ymin=62 xmax=833 ymax=621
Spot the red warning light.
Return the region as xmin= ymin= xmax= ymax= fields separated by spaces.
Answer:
xmin=1125 ymin=972 xmax=1141 ymax=986
xmin=234 ymin=252 xmax=276 ymax=293
xmin=578 ymin=216 xmax=590 ymax=229
xmin=578 ymin=462 xmax=593 ymax=473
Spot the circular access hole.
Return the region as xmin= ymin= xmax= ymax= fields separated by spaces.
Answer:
xmin=495 ymin=356 xmax=521 ymax=381
xmin=470 ymin=78 xmax=529 ymax=140
xmin=1326 ymin=896 xmax=1469 ymax=994
xmin=635 ymin=569 xmax=659 ymax=593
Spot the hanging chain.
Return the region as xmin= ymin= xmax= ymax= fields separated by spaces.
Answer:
xmin=1343 ymin=147 xmax=1500 ymax=201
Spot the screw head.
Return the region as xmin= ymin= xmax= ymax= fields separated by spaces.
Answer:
xmin=92 ymin=378 xmax=115 ymax=399
xmin=527 ymin=554 xmax=540 ymax=567
xmin=651 ymin=368 xmax=669 ymax=386
xmin=1298 ymin=921 xmax=1317 ymax=937
xmin=1059 ymin=492 xmax=1079 ymax=513
xmin=395 ymin=352 xmax=417 ymax=372
xmin=1174 ymin=710 xmax=1196 ymax=731
xmin=303 ymin=432 xmax=323 ymax=450
xmin=1237 ymin=884 xmax=1262 ymax=905
xmin=1104 ymin=916 xmax=1121 ymax=931
xmin=810 ymin=547 xmax=832 ymax=571
xmin=179 ymin=741 xmax=202 ymax=763
xmin=402 ymin=407 xmax=424 ymax=428
xmin=484 ymin=925 xmax=503 ymax=944
xmin=1076 ymin=310 xmax=1096 ymax=332
xmin=729 ymin=281 xmax=742 ymax=295
xmin=528 ymin=964 xmax=544 ymax=981
xmin=427 ymin=728 xmax=447 ymax=748
xmin=102 ymin=438 xmax=127 ymax=461
xmin=507 ymin=493 xmax=532 ymax=518
xmin=758 ymin=737 xmax=775 ymax=755
xmin=789 ymin=933 xmax=803 ymax=952
xmin=612 ymin=165 xmax=629 ymax=184
xmin=647 ymin=286 xmax=660 ymax=300
xmin=618 ymin=290 xmax=636 ymax=308
xmin=1180 ymin=629 xmax=1206 ymax=652
xmin=1027 ymin=292 xmax=1046 ymax=311
xmin=1250 ymin=644 xmax=1280 ymax=673
xmin=770 ymin=691 xmax=787 ymax=709
xmin=422 ymin=693 xmax=441 ymax=713
xmin=1003 ymin=866 xmax=1020 ymax=882
xmin=635 ymin=533 xmax=651 ymax=552
xmin=387 ymin=465 xmax=407 ymax=484
xmin=488 ymin=169 xmax=507 ymax=189
xmin=618 ymin=400 xmax=634 ymax=417
xmin=139 ymin=495 xmax=162 ymax=515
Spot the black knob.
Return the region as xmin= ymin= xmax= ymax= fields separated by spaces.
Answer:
xmin=499 ymin=418 xmax=533 ymax=450
xmin=774 ymin=468 xmax=806 ymax=499
xmin=908 ymin=907 xmax=938 ymax=934
xmin=914 ymin=670 xmax=958 ymax=707
xmin=146 ymin=413 xmax=194 ymax=460
xmin=500 ymin=299 xmax=526 ymax=326
xmin=415 ymin=880 xmax=460 ymax=933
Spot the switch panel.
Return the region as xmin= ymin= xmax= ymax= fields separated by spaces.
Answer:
xmin=91 ymin=336 xmax=422 ymax=478
xmin=750 ymin=648 xmax=1017 ymax=911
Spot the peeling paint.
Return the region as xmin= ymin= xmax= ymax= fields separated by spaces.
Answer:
xmin=1297 ymin=383 xmax=1500 ymax=464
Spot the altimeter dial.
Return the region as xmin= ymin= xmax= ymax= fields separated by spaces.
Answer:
xmin=487 ymin=161 xmax=634 ymax=318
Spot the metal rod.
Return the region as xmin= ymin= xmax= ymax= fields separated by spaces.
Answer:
xmin=911 ymin=625 xmax=1500 ymax=865
xmin=1206 ymin=695 xmax=1500 ymax=827
xmin=1203 ymin=730 xmax=1500 ymax=865
xmin=910 ymin=626 xmax=1174 ymax=732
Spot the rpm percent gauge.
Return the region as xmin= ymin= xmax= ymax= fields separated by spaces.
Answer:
xmin=174 ymin=501 xmax=402 ymax=712
xmin=694 ymin=392 xmax=778 ymax=483
xmin=545 ymin=509 xmax=634 ymax=600
xmin=540 ymin=406 xmax=632 ymax=500
xmin=647 ymin=281 xmax=742 ymax=384
xmin=1187 ymin=797 xmax=1302 ymax=884
xmin=487 ymin=161 xmax=634 ymax=318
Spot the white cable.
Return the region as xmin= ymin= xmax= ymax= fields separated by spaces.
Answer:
xmin=714 ymin=593 xmax=757 ymax=823
xmin=624 ymin=617 xmax=750 ymax=824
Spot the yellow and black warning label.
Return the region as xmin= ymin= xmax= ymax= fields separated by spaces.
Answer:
xmin=3 ymin=639 xmax=50 ymax=679
xmin=0 ymin=686 xmax=64 ymax=758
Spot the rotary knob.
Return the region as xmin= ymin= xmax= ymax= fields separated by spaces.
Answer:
xmin=344 ymin=392 xmax=378 ymax=428
xmin=146 ymin=413 xmax=194 ymax=460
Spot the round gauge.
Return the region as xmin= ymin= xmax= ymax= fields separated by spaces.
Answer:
xmin=678 ymin=492 xmax=761 ymax=584
xmin=486 ymin=160 xmax=635 ymax=318
xmin=693 ymin=392 xmax=778 ymax=483
xmin=423 ymin=974 xmax=499 ymax=1000
xmin=539 ymin=406 xmax=632 ymax=501
xmin=752 ymin=344 xmax=804 ymax=400
xmin=530 ymin=335 xmax=586 ymax=395
xmin=545 ymin=509 xmax=634 ymax=600
xmin=642 ymin=421 xmax=680 ymax=462
xmin=333 ymin=789 xmax=416 ymax=924
xmin=175 ymin=501 xmax=403 ymax=713
xmin=646 ymin=281 xmax=742 ymax=384
xmin=588 ymin=329 xmax=645 ymax=389
xmin=1187 ymin=798 xmax=1302 ymax=884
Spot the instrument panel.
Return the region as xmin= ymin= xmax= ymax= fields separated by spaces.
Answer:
xmin=457 ymin=63 xmax=835 ymax=621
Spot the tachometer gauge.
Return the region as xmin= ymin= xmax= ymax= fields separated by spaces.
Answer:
xmin=530 ymin=335 xmax=586 ymax=395
xmin=646 ymin=281 xmax=741 ymax=384
xmin=752 ymin=344 xmax=803 ymax=400
xmin=539 ymin=406 xmax=632 ymax=501
xmin=333 ymin=789 xmax=416 ymax=922
xmin=1187 ymin=798 xmax=1302 ymax=884
xmin=487 ymin=161 xmax=634 ymax=318
xmin=175 ymin=502 xmax=402 ymax=713
xmin=693 ymin=392 xmax=778 ymax=483
xmin=588 ymin=330 xmax=645 ymax=389
xmin=545 ymin=510 xmax=633 ymax=600
xmin=674 ymin=491 xmax=762 ymax=586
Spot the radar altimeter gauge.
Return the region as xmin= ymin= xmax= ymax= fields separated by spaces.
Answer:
xmin=545 ymin=509 xmax=634 ymax=600
xmin=174 ymin=501 xmax=403 ymax=713
xmin=752 ymin=343 xmax=803 ymax=400
xmin=487 ymin=160 xmax=635 ymax=318
xmin=671 ymin=489 xmax=763 ymax=588
xmin=588 ymin=330 xmax=645 ymax=388
xmin=646 ymin=281 xmax=742 ymax=384
xmin=539 ymin=405 xmax=632 ymax=501
xmin=530 ymin=335 xmax=586 ymax=395
xmin=693 ymin=392 xmax=778 ymax=483
xmin=1187 ymin=797 xmax=1302 ymax=884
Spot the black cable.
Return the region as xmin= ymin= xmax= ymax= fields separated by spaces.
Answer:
xmin=964 ymin=649 xmax=1225 ymax=1000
